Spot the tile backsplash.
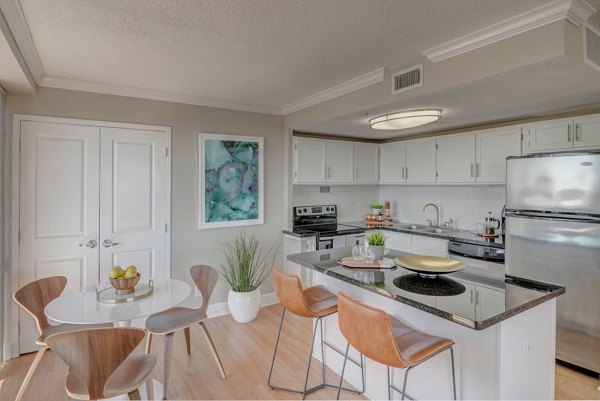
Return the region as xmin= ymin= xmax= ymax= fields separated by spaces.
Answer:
xmin=292 ymin=184 xmax=505 ymax=230
xmin=379 ymin=185 xmax=506 ymax=230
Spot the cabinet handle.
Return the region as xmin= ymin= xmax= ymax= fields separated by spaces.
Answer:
xmin=575 ymin=123 xmax=580 ymax=142
xmin=470 ymin=289 xmax=474 ymax=303
xmin=405 ymin=167 xmax=408 ymax=180
xmin=401 ymin=167 xmax=405 ymax=179
xmin=475 ymin=290 xmax=480 ymax=305
xmin=470 ymin=163 xmax=474 ymax=178
xmin=355 ymin=168 xmax=358 ymax=179
xmin=568 ymin=125 xmax=572 ymax=142
xmin=476 ymin=162 xmax=480 ymax=177
xmin=328 ymin=167 xmax=331 ymax=178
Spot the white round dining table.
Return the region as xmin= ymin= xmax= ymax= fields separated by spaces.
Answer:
xmin=45 ymin=279 xmax=191 ymax=326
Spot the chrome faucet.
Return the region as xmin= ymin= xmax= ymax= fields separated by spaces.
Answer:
xmin=423 ymin=203 xmax=440 ymax=227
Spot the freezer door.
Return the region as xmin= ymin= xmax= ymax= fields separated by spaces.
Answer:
xmin=506 ymin=153 xmax=600 ymax=215
xmin=505 ymin=215 xmax=600 ymax=372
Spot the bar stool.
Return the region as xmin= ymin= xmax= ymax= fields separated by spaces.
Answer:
xmin=268 ymin=269 xmax=365 ymax=399
xmin=335 ymin=292 xmax=457 ymax=400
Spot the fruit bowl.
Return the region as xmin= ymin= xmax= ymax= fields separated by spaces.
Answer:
xmin=109 ymin=273 xmax=141 ymax=295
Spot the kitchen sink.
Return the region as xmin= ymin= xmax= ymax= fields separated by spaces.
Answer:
xmin=395 ymin=223 xmax=430 ymax=231
xmin=417 ymin=227 xmax=454 ymax=234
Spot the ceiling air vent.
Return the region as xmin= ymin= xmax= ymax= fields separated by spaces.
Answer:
xmin=584 ymin=25 xmax=600 ymax=72
xmin=391 ymin=64 xmax=423 ymax=95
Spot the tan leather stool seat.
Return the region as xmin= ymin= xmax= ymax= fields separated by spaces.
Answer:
xmin=390 ymin=315 xmax=454 ymax=368
xmin=303 ymin=285 xmax=338 ymax=316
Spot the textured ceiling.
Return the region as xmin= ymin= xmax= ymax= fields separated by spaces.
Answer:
xmin=19 ymin=0 xmax=550 ymax=110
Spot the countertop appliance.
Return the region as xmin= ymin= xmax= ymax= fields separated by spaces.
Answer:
xmin=448 ymin=241 xmax=505 ymax=273
xmin=505 ymin=151 xmax=600 ymax=375
xmin=292 ymin=205 xmax=365 ymax=250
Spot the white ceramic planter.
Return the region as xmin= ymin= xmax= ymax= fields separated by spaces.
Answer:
xmin=369 ymin=245 xmax=385 ymax=260
xmin=228 ymin=288 xmax=261 ymax=323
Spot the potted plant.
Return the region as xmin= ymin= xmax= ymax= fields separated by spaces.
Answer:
xmin=221 ymin=231 xmax=276 ymax=323
xmin=370 ymin=204 xmax=384 ymax=214
xmin=366 ymin=231 xmax=386 ymax=260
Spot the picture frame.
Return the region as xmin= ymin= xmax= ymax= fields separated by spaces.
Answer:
xmin=198 ymin=133 xmax=264 ymax=229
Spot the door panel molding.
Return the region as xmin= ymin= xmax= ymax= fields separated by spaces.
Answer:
xmin=9 ymin=114 xmax=171 ymax=360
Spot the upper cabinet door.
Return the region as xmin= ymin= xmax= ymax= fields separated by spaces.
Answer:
xmin=574 ymin=115 xmax=600 ymax=149
xmin=436 ymin=133 xmax=476 ymax=183
xmin=476 ymin=128 xmax=522 ymax=184
xmin=379 ymin=142 xmax=406 ymax=183
xmin=326 ymin=140 xmax=354 ymax=183
xmin=405 ymin=139 xmax=437 ymax=183
xmin=353 ymin=143 xmax=379 ymax=183
xmin=527 ymin=119 xmax=573 ymax=152
xmin=293 ymin=138 xmax=326 ymax=183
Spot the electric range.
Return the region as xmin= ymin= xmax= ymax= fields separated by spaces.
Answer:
xmin=292 ymin=205 xmax=365 ymax=249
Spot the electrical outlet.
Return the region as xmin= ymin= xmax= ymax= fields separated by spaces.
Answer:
xmin=524 ymin=338 xmax=535 ymax=357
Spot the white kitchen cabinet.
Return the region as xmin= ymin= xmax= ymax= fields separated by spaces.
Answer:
xmin=385 ymin=232 xmax=411 ymax=253
xmin=405 ymin=139 xmax=437 ymax=183
xmin=436 ymin=133 xmax=476 ymax=183
xmin=326 ymin=140 xmax=354 ymax=183
xmin=353 ymin=142 xmax=379 ymax=183
xmin=442 ymin=279 xmax=477 ymax=320
xmin=475 ymin=128 xmax=522 ymax=183
xmin=379 ymin=142 xmax=406 ymax=183
xmin=475 ymin=285 xmax=505 ymax=320
xmin=283 ymin=234 xmax=316 ymax=285
xmin=574 ymin=115 xmax=600 ymax=149
xmin=526 ymin=118 xmax=573 ymax=152
xmin=411 ymin=235 xmax=448 ymax=257
xmin=293 ymin=137 xmax=326 ymax=183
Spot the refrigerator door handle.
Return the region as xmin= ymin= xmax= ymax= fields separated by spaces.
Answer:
xmin=505 ymin=210 xmax=600 ymax=223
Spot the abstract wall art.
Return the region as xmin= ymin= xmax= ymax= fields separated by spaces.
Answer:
xmin=199 ymin=134 xmax=264 ymax=228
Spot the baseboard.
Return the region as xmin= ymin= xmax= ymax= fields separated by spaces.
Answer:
xmin=207 ymin=292 xmax=279 ymax=318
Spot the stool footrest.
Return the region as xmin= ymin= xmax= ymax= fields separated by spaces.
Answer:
xmin=323 ymin=340 xmax=362 ymax=367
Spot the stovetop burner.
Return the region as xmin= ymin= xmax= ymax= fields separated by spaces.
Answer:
xmin=292 ymin=205 xmax=364 ymax=237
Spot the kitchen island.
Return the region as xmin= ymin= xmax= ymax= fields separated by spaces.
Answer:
xmin=288 ymin=247 xmax=564 ymax=400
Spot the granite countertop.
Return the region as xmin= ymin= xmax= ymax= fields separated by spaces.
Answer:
xmin=288 ymin=247 xmax=564 ymax=330
xmin=341 ymin=221 xmax=505 ymax=249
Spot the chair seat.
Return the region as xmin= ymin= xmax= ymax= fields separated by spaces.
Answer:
xmin=303 ymin=285 xmax=338 ymax=317
xmin=65 ymin=353 xmax=157 ymax=400
xmin=38 ymin=322 xmax=112 ymax=344
xmin=145 ymin=307 xmax=206 ymax=334
xmin=389 ymin=315 xmax=454 ymax=368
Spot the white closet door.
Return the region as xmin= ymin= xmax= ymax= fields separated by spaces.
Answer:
xmin=99 ymin=127 xmax=167 ymax=281
xmin=19 ymin=121 xmax=100 ymax=353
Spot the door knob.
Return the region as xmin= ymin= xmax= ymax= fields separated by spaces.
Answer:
xmin=102 ymin=239 xmax=120 ymax=248
xmin=79 ymin=240 xmax=97 ymax=248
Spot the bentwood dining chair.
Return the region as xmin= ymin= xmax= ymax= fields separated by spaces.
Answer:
xmin=145 ymin=265 xmax=226 ymax=399
xmin=13 ymin=276 xmax=112 ymax=401
xmin=45 ymin=327 xmax=157 ymax=400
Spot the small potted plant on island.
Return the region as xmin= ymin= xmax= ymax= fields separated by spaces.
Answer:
xmin=366 ymin=231 xmax=386 ymax=260
xmin=221 ymin=231 xmax=276 ymax=323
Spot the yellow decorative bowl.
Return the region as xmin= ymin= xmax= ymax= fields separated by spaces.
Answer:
xmin=394 ymin=256 xmax=464 ymax=278
xmin=109 ymin=273 xmax=140 ymax=295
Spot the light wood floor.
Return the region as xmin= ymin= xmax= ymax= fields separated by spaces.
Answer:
xmin=1 ymin=303 xmax=598 ymax=400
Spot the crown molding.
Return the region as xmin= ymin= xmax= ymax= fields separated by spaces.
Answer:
xmin=281 ymin=67 xmax=384 ymax=114
xmin=39 ymin=77 xmax=283 ymax=115
xmin=423 ymin=0 xmax=597 ymax=63
xmin=0 ymin=0 xmax=44 ymax=83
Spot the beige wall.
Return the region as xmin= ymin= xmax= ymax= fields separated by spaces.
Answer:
xmin=5 ymin=87 xmax=284 ymax=306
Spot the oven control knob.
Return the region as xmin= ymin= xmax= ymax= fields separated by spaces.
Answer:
xmin=326 ymin=207 xmax=330 ymax=211
xmin=303 ymin=208 xmax=307 ymax=213
xmin=297 ymin=209 xmax=302 ymax=214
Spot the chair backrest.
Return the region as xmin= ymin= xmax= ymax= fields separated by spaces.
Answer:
xmin=272 ymin=268 xmax=314 ymax=318
xmin=14 ymin=276 xmax=67 ymax=336
xmin=337 ymin=292 xmax=405 ymax=367
xmin=45 ymin=327 xmax=146 ymax=400
xmin=190 ymin=265 xmax=220 ymax=316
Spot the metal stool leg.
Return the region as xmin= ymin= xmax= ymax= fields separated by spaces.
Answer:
xmin=335 ymin=343 xmax=351 ymax=400
xmin=267 ymin=308 xmax=287 ymax=389
xmin=450 ymin=347 xmax=457 ymax=400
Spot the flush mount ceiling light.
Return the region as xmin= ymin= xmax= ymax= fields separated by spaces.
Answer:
xmin=369 ymin=108 xmax=442 ymax=130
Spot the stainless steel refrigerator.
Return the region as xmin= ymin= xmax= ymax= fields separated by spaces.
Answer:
xmin=505 ymin=151 xmax=600 ymax=375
